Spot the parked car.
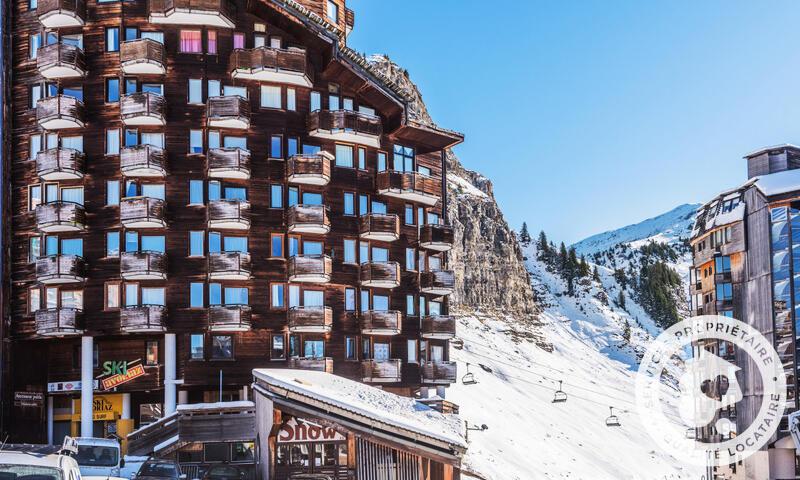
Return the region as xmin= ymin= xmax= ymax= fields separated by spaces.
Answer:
xmin=201 ymin=464 xmax=246 ymax=480
xmin=74 ymin=437 xmax=124 ymax=477
xmin=135 ymin=459 xmax=187 ymax=480
xmin=0 ymin=439 xmax=81 ymax=480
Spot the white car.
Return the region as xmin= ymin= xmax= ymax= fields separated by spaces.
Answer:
xmin=74 ymin=437 xmax=124 ymax=477
xmin=0 ymin=448 xmax=81 ymax=480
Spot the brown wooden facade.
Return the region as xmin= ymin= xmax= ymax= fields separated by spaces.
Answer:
xmin=6 ymin=0 xmax=463 ymax=441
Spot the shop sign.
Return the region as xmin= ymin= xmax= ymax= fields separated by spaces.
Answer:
xmin=278 ymin=417 xmax=346 ymax=443
xmin=100 ymin=359 xmax=146 ymax=390
xmin=14 ymin=391 xmax=43 ymax=407
xmin=47 ymin=380 xmax=99 ymax=393
xmin=73 ymin=394 xmax=124 ymax=421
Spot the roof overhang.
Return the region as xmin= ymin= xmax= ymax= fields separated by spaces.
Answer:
xmin=743 ymin=143 xmax=800 ymax=159
xmin=391 ymin=120 xmax=464 ymax=153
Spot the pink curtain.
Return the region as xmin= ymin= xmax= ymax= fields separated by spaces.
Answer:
xmin=207 ymin=31 xmax=217 ymax=54
xmin=180 ymin=30 xmax=202 ymax=53
xmin=234 ymin=33 xmax=245 ymax=50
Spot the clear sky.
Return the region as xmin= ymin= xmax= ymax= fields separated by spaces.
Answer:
xmin=346 ymin=0 xmax=800 ymax=244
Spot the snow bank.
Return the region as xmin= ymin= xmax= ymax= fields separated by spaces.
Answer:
xmin=448 ymin=173 xmax=488 ymax=199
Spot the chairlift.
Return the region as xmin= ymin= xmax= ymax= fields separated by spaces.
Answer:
xmin=478 ymin=363 xmax=493 ymax=373
xmin=462 ymin=363 xmax=478 ymax=385
xmin=552 ymin=380 xmax=568 ymax=403
xmin=605 ymin=406 xmax=621 ymax=427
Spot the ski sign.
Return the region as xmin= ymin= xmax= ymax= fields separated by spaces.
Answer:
xmin=100 ymin=360 xmax=146 ymax=390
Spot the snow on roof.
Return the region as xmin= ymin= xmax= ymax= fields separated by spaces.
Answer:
xmin=253 ymin=369 xmax=466 ymax=448
xmin=154 ymin=434 xmax=179 ymax=452
xmin=743 ymin=143 xmax=800 ymax=158
xmin=753 ymin=168 xmax=800 ymax=197
xmin=176 ymin=401 xmax=254 ymax=412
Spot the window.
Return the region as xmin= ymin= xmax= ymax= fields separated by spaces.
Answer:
xmin=345 ymin=337 xmax=357 ymax=360
xmin=407 ymin=339 xmax=418 ymax=363
xmin=394 ymin=144 xmax=415 ymax=171
xmin=189 ymin=130 xmax=203 ymax=153
xmin=344 ymin=288 xmax=356 ymax=311
xmin=207 ymin=30 xmax=217 ymax=54
xmin=233 ymin=32 xmax=245 ymax=49
xmin=358 ymin=148 xmax=366 ymax=169
xmin=343 ymin=192 xmax=355 ymax=215
xmin=106 ymin=232 xmax=120 ymax=257
xmin=716 ymin=283 xmax=733 ymax=301
xmin=189 ymin=231 xmax=204 ymax=256
xmin=377 ymin=152 xmax=387 ymax=172
xmin=29 ymin=134 xmax=41 ymax=159
xmin=286 ymin=88 xmax=296 ymax=111
xmin=190 ymin=334 xmax=204 ymax=359
xmin=28 ymin=185 xmax=41 ymax=211
xmin=208 ymin=80 xmax=221 ymax=97
xmin=339 ymin=239 xmax=355 ymax=264
xmin=211 ymin=335 xmax=233 ymax=359
xmin=715 ymin=256 xmax=731 ymax=274
xmin=145 ymin=341 xmax=159 ymax=366
xmin=261 ymin=85 xmax=281 ymax=109
xmin=405 ymin=205 xmax=414 ymax=225
xmin=29 ymin=287 xmax=40 ymax=314
xmin=29 ymin=0 xmax=36 ymax=9
xmin=270 ymin=185 xmax=283 ymax=208
xmin=310 ymin=91 xmax=322 ymax=112
xmin=189 ymin=180 xmax=204 ymax=205
xmin=335 ymin=145 xmax=353 ymax=168
xmin=270 ymin=135 xmax=282 ymax=159
xmin=30 ymin=33 xmax=41 ymax=59
xmin=304 ymin=340 xmax=324 ymax=358
xmin=271 ymin=283 xmax=285 ymax=308
xmin=406 ymin=248 xmax=415 ymax=271
xmin=180 ymin=30 xmax=202 ymax=53
xmin=30 ymin=84 xmax=42 ymax=109
xmin=29 ymin=237 xmax=41 ymax=263
xmin=105 ymin=283 xmax=120 ymax=309
xmin=326 ymin=0 xmax=338 ymax=21
xmin=188 ymin=79 xmax=202 ymax=104
xmin=406 ymin=295 xmax=415 ymax=316
xmin=106 ymin=180 xmax=120 ymax=205
xmin=106 ymin=28 xmax=119 ymax=52
xmin=271 ymin=234 xmax=283 ymax=257
xmin=106 ymin=129 xmax=120 ymax=155
xmin=189 ymin=282 xmax=204 ymax=308
xmin=106 ymin=78 xmax=120 ymax=102
xmin=271 ymin=335 xmax=286 ymax=360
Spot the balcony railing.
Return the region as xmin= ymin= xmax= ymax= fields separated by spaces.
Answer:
xmin=207 ymin=148 xmax=250 ymax=180
xmin=288 ymin=306 xmax=333 ymax=334
xmin=35 ymin=201 xmax=86 ymax=233
xmin=229 ymin=47 xmax=312 ymax=87
xmin=359 ymin=214 xmax=400 ymax=242
xmin=421 ymin=315 xmax=456 ymax=340
xmin=419 ymin=224 xmax=454 ymax=252
xmin=287 ymin=204 xmax=330 ymax=235
xmin=121 ymin=305 xmax=167 ymax=333
xmin=35 ymin=308 xmax=83 ymax=337
xmin=307 ymin=110 xmax=382 ymax=148
xmin=376 ymin=171 xmax=441 ymax=207
xmin=120 ymin=197 xmax=167 ymax=229
xmin=288 ymin=357 xmax=333 ymax=373
xmin=36 ymin=255 xmax=86 ymax=284
xmin=420 ymin=270 xmax=455 ymax=296
xmin=288 ymin=255 xmax=332 ymax=283
xmin=36 ymin=148 xmax=85 ymax=181
xmin=38 ymin=0 xmax=85 ymax=28
xmin=359 ymin=261 xmax=400 ymax=289
xmin=121 ymin=92 xmax=167 ymax=126
xmin=421 ymin=361 xmax=457 ymax=384
xmin=120 ymin=39 xmax=166 ymax=75
xmin=207 ymin=199 xmax=250 ymax=230
xmin=360 ymin=310 xmax=402 ymax=336
xmin=37 ymin=95 xmax=85 ymax=130
xmin=286 ymin=153 xmax=332 ymax=186
xmin=361 ymin=359 xmax=402 ymax=383
xmin=121 ymin=145 xmax=167 ymax=177
xmin=37 ymin=43 xmax=86 ymax=79
xmin=208 ymin=251 xmax=251 ymax=280
xmin=208 ymin=305 xmax=251 ymax=332
xmin=121 ymin=251 xmax=168 ymax=280
xmin=148 ymin=0 xmax=235 ymax=27
xmin=207 ymin=96 xmax=250 ymax=129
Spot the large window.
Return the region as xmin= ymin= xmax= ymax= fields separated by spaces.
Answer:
xmin=188 ymin=79 xmax=202 ymax=104
xmin=715 ymin=255 xmax=731 ymax=274
xmin=261 ymin=85 xmax=281 ymax=109
xmin=335 ymin=144 xmax=353 ymax=168
xmin=189 ymin=231 xmax=204 ymax=256
xmin=30 ymin=33 xmax=41 ymax=59
xmin=190 ymin=334 xmax=204 ymax=359
xmin=106 ymin=28 xmax=119 ymax=52
xmin=343 ymin=239 xmax=356 ymax=264
xmin=327 ymin=0 xmax=338 ymax=22
xmin=212 ymin=335 xmax=233 ymax=359
xmin=271 ymin=283 xmax=285 ymax=308
xmin=393 ymin=144 xmax=414 ymax=171
xmin=106 ymin=78 xmax=120 ymax=102
xmin=189 ymin=130 xmax=203 ymax=154
xmin=190 ymin=282 xmax=204 ymax=307
xmin=179 ymin=30 xmax=202 ymax=53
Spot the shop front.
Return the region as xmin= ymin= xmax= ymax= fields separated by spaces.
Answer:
xmin=274 ymin=417 xmax=349 ymax=479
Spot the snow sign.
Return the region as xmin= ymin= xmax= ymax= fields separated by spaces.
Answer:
xmin=278 ymin=417 xmax=345 ymax=443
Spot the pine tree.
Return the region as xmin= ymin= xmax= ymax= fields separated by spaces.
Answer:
xmin=559 ymin=242 xmax=568 ymax=269
xmin=579 ymin=255 xmax=591 ymax=277
xmin=614 ymin=268 xmax=627 ymax=290
xmin=622 ymin=320 xmax=631 ymax=344
xmin=519 ymin=222 xmax=531 ymax=244
xmin=617 ymin=290 xmax=626 ymax=310
xmin=537 ymin=231 xmax=549 ymax=252
xmin=592 ymin=265 xmax=601 ymax=282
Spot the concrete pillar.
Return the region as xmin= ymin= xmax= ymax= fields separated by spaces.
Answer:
xmin=80 ymin=336 xmax=93 ymax=437
xmin=241 ymin=385 xmax=248 ymax=401
xmin=178 ymin=390 xmax=189 ymax=405
xmin=164 ymin=333 xmax=176 ymax=415
xmin=121 ymin=393 xmax=131 ymax=419
xmin=47 ymin=396 xmax=54 ymax=445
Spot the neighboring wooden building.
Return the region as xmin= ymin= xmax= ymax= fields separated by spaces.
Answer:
xmin=4 ymin=0 xmax=463 ymax=444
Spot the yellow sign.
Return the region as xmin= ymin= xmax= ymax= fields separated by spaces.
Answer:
xmin=101 ymin=363 xmax=146 ymax=390
xmin=73 ymin=394 xmax=124 ymax=421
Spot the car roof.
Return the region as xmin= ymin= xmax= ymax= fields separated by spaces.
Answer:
xmin=0 ymin=451 xmax=75 ymax=469
xmin=75 ymin=437 xmax=120 ymax=447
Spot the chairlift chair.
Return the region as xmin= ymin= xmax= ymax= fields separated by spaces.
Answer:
xmin=462 ymin=363 xmax=478 ymax=385
xmin=552 ymin=380 xmax=568 ymax=403
xmin=605 ymin=406 xmax=621 ymax=427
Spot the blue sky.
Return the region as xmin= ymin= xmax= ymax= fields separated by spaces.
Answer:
xmin=347 ymin=0 xmax=800 ymax=244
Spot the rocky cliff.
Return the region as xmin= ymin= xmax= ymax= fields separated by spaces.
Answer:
xmin=368 ymin=55 xmax=539 ymax=319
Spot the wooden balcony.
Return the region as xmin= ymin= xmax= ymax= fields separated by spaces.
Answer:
xmin=38 ymin=0 xmax=85 ymax=28
xmin=37 ymin=95 xmax=85 ymax=130
xmin=207 ymin=199 xmax=250 ymax=230
xmin=420 ymin=270 xmax=455 ymax=296
xmin=36 ymin=255 xmax=85 ymax=284
xmin=287 ymin=204 xmax=330 ymax=235
xmin=376 ymin=171 xmax=441 ymax=207
xmin=286 ymin=153 xmax=332 ymax=186
xmin=229 ymin=46 xmax=312 ymax=87
xmin=288 ymin=306 xmax=333 ymax=334
xmin=359 ymin=214 xmax=400 ymax=242
xmin=288 ymin=255 xmax=332 ymax=283
xmin=121 ymin=145 xmax=167 ymax=178
xmin=421 ymin=315 xmax=456 ymax=340
xmin=120 ymin=39 xmax=166 ymax=75
xmin=37 ymin=43 xmax=85 ymax=79
xmin=207 ymin=96 xmax=249 ymax=129
xmin=307 ymin=110 xmax=382 ymax=148
xmin=207 ymin=148 xmax=250 ymax=180
xmin=121 ymin=251 xmax=168 ymax=281
xmin=359 ymin=261 xmax=400 ymax=289
xmin=120 ymin=197 xmax=167 ymax=229
xmin=35 ymin=201 xmax=86 ymax=233
xmin=35 ymin=308 xmax=83 ymax=337
xmin=36 ymin=148 xmax=85 ymax=181
xmin=421 ymin=361 xmax=457 ymax=385
xmin=120 ymin=305 xmax=167 ymax=333
xmin=288 ymin=357 xmax=333 ymax=373
xmin=360 ymin=310 xmax=402 ymax=336
xmin=208 ymin=251 xmax=251 ymax=280
xmin=121 ymin=92 xmax=167 ymax=126
xmin=419 ymin=224 xmax=454 ymax=252
xmin=148 ymin=0 xmax=235 ymax=28
xmin=361 ymin=359 xmax=402 ymax=383
xmin=208 ymin=305 xmax=251 ymax=332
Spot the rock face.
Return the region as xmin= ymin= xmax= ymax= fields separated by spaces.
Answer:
xmin=368 ymin=55 xmax=539 ymax=319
